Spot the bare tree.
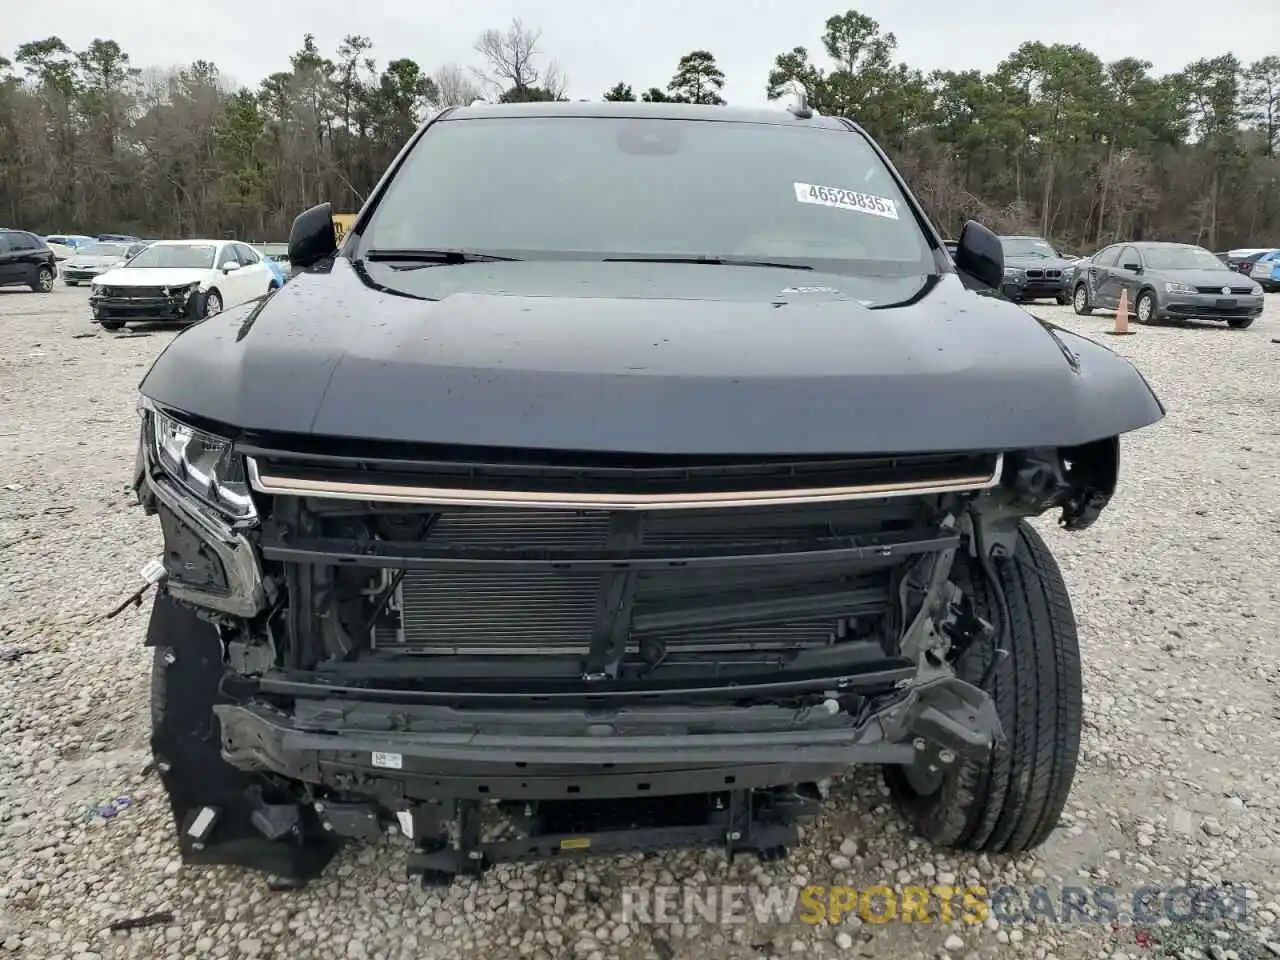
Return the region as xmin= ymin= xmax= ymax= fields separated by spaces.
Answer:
xmin=471 ymin=18 xmax=564 ymax=99
xmin=432 ymin=63 xmax=481 ymax=107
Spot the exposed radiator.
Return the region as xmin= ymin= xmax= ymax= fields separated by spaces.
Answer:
xmin=369 ymin=508 xmax=892 ymax=657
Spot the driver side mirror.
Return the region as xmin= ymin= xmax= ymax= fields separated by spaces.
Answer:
xmin=221 ymin=261 xmax=239 ymax=273
xmin=1123 ymin=262 xmax=1142 ymax=273
xmin=289 ymin=201 xmax=338 ymax=270
xmin=953 ymin=220 xmax=1004 ymax=291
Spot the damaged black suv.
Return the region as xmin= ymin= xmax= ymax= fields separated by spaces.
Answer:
xmin=133 ymin=101 xmax=1164 ymax=885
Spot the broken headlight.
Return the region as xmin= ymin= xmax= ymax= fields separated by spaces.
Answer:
xmin=148 ymin=408 xmax=256 ymax=520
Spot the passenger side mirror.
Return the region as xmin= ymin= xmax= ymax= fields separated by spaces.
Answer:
xmin=289 ymin=202 xmax=338 ymax=269
xmin=1122 ymin=262 xmax=1142 ymax=273
xmin=221 ymin=261 xmax=239 ymax=273
xmin=953 ymin=220 xmax=1004 ymax=290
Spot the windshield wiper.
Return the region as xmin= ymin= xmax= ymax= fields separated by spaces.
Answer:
xmin=601 ymin=255 xmax=813 ymax=271
xmin=362 ymin=248 xmax=523 ymax=268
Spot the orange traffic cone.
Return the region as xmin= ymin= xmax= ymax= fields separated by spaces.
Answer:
xmin=1107 ymin=287 xmax=1136 ymax=336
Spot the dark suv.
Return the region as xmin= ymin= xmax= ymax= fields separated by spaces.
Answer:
xmin=998 ymin=235 xmax=1074 ymax=304
xmin=0 ymin=229 xmax=57 ymax=293
xmin=132 ymin=101 xmax=1164 ymax=886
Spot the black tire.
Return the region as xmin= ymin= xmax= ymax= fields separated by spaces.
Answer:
xmin=1227 ymin=316 xmax=1255 ymax=329
xmin=1055 ymin=293 xmax=1070 ymax=306
xmin=66 ymin=280 xmax=78 ymax=287
xmin=31 ymin=266 xmax=55 ymax=293
xmin=203 ymin=289 xmax=223 ymax=317
xmin=1071 ymin=283 xmax=1092 ymax=316
xmin=1134 ymin=289 xmax=1157 ymax=325
xmin=98 ymin=319 xmax=124 ymax=331
xmin=884 ymin=522 xmax=1082 ymax=854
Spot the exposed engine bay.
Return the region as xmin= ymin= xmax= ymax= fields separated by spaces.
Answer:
xmin=134 ymin=401 xmax=1119 ymax=882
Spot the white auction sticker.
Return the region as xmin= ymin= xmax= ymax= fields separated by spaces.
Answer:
xmin=794 ymin=182 xmax=899 ymax=220
xmin=371 ymin=751 xmax=403 ymax=770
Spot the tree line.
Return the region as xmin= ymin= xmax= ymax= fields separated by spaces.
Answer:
xmin=1 ymin=11 xmax=1277 ymax=250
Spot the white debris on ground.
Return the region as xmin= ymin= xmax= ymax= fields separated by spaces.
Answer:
xmin=1 ymin=286 xmax=1279 ymax=960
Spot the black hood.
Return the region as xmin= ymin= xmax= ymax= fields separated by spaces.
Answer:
xmin=138 ymin=257 xmax=1164 ymax=456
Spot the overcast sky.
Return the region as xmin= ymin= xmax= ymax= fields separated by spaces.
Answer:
xmin=7 ymin=0 xmax=1272 ymax=106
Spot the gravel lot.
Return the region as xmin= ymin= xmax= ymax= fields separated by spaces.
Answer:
xmin=2 ymin=284 xmax=1279 ymax=960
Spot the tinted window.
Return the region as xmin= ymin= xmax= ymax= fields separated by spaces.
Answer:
xmin=1092 ymin=246 xmax=1120 ymax=267
xmin=1142 ymin=246 xmax=1226 ymax=271
xmin=0 ymin=233 xmax=13 ymax=253
xmin=8 ymin=232 xmax=39 ymax=251
xmin=360 ymin=116 xmax=932 ymax=276
xmin=126 ymin=244 xmax=217 ymax=269
xmin=1000 ymin=237 xmax=1059 ymax=258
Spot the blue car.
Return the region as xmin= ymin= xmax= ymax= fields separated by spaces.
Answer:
xmin=264 ymin=257 xmax=287 ymax=289
xmin=1248 ymin=249 xmax=1280 ymax=292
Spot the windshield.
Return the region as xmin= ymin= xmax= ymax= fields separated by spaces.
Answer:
xmin=1000 ymin=237 xmax=1058 ymax=258
xmin=1143 ymin=246 xmax=1224 ymax=271
xmin=81 ymin=243 xmax=128 ymax=258
xmin=359 ymin=116 xmax=931 ymax=276
xmin=125 ymin=244 xmax=215 ymax=269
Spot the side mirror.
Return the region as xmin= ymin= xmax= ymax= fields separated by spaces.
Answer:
xmin=953 ymin=219 xmax=1003 ymax=290
xmin=289 ymin=201 xmax=337 ymax=269
xmin=221 ymin=261 xmax=239 ymax=273
xmin=1122 ymin=262 xmax=1142 ymax=273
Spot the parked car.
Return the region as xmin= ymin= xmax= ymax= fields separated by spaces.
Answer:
xmin=43 ymin=240 xmax=75 ymax=262
xmin=1071 ymin=241 xmax=1264 ymax=328
xmin=96 ymin=233 xmax=142 ymax=243
xmin=45 ymin=234 xmax=96 ymax=251
xmin=131 ymin=101 xmax=1165 ymax=886
xmin=1224 ymin=248 xmax=1274 ymax=276
xmin=998 ymin=235 xmax=1074 ymax=304
xmin=1247 ymin=249 xmax=1280 ymax=292
xmin=263 ymin=256 xmax=287 ymax=289
xmin=0 ymin=229 xmax=58 ymax=292
xmin=62 ymin=241 xmax=147 ymax=285
xmin=89 ymin=238 xmax=276 ymax=330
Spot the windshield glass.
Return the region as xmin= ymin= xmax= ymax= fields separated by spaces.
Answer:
xmin=125 ymin=244 xmax=215 ymax=269
xmin=1143 ymin=246 xmax=1224 ymax=270
xmin=359 ymin=116 xmax=931 ymax=276
xmin=81 ymin=243 xmax=127 ymax=258
xmin=1000 ymin=237 xmax=1058 ymax=258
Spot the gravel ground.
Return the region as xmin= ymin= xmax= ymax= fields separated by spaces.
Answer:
xmin=2 ymin=284 xmax=1279 ymax=960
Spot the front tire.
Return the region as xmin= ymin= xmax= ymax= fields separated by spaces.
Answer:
xmin=203 ymin=289 xmax=222 ymax=317
xmin=1227 ymin=316 xmax=1256 ymax=329
xmin=32 ymin=266 xmax=55 ymax=293
xmin=1071 ymin=283 xmax=1092 ymax=316
xmin=885 ymin=522 xmax=1082 ymax=854
xmin=1135 ymin=290 xmax=1156 ymax=324
xmin=98 ymin=319 xmax=124 ymax=331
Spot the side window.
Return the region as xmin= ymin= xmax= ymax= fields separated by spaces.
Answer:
xmin=216 ymin=245 xmax=238 ymax=268
xmin=1092 ymin=246 xmax=1118 ymax=267
xmin=0 ymin=232 xmax=13 ymax=253
xmin=236 ymin=244 xmax=261 ymax=265
xmin=9 ymin=232 xmax=38 ymax=251
xmin=1118 ymin=246 xmax=1141 ymax=269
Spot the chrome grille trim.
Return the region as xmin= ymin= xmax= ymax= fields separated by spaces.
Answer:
xmin=246 ymin=453 xmax=1003 ymax=510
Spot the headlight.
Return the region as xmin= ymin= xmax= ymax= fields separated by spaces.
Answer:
xmin=148 ymin=408 xmax=256 ymax=519
xmin=164 ymin=282 xmax=199 ymax=298
xmin=1165 ymin=282 xmax=1196 ymax=294
xmin=1250 ymin=283 xmax=1263 ymax=295
xmin=1003 ymin=267 xmax=1024 ymax=279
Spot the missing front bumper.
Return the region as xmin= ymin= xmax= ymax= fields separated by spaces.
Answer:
xmin=212 ymin=673 xmax=1002 ymax=800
